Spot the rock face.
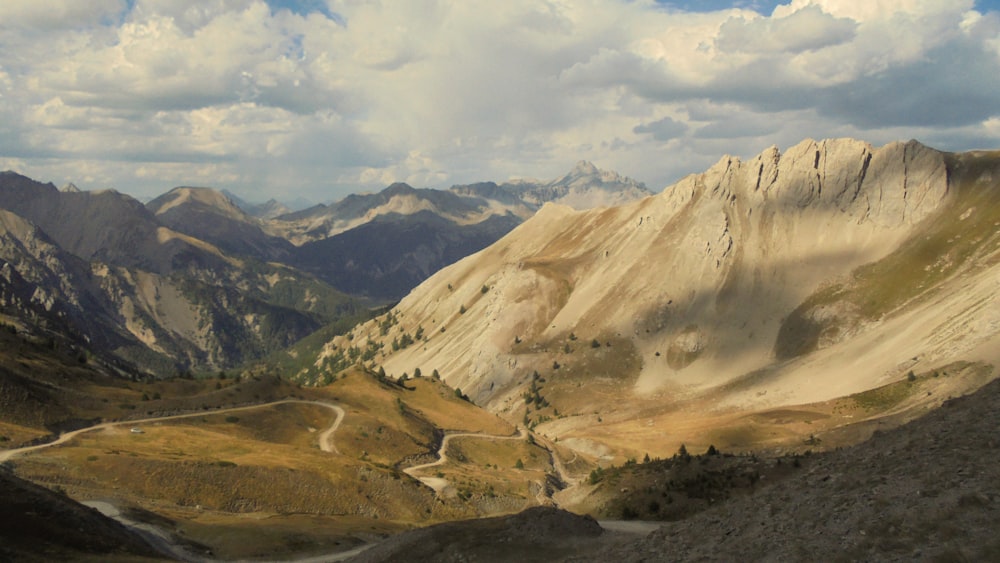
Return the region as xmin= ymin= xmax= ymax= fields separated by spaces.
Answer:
xmin=331 ymin=139 xmax=1000 ymax=454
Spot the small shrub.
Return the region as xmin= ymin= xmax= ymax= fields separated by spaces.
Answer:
xmin=225 ymin=416 xmax=239 ymax=423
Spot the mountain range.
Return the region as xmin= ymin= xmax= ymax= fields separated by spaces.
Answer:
xmin=0 ymin=162 xmax=647 ymax=375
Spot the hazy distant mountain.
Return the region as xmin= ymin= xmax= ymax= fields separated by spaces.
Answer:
xmin=326 ymin=138 xmax=1000 ymax=459
xmin=290 ymin=210 xmax=521 ymax=301
xmin=271 ymin=182 xmax=529 ymax=244
xmin=223 ymin=189 xmax=295 ymax=219
xmin=148 ymin=187 xmax=294 ymax=260
xmin=500 ymin=160 xmax=651 ymax=209
xmin=271 ymin=162 xmax=649 ymax=245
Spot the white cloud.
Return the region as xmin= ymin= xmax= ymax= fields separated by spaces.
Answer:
xmin=716 ymin=5 xmax=857 ymax=54
xmin=0 ymin=0 xmax=126 ymax=30
xmin=0 ymin=0 xmax=997 ymax=202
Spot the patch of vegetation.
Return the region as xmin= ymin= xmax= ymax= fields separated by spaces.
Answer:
xmin=591 ymin=445 xmax=804 ymax=522
xmin=852 ymin=376 xmax=919 ymax=411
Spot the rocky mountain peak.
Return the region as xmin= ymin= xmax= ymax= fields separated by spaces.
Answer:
xmin=148 ymin=186 xmax=248 ymax=222
xmin=60 ymin=183 xmax=81 ymax=193
xmin=383 ymin=182 xmax=417 ymax=197
xmin=571 ymin=160 xmax=600 ymax=175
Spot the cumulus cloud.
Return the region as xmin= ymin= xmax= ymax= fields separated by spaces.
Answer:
xmin=0 ymin=0 xmax=997 ymax=202
xmin=716 ymin=5 xmax=857 ymax=53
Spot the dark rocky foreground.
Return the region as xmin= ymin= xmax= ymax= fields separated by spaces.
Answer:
xmin=348 ymin=505 xmax=606 ymax=562
xmin=354 ymin=377 xmax=1000 ymax=562
xmin=0 ymin=468 xmax=159 ymax=562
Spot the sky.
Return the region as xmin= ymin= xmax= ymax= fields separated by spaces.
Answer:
xmin=1 ymin=1 xmax=999 ymax=204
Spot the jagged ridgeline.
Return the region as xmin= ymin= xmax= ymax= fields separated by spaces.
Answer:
xmin=0 ymin=172 xmax=365 ymax=376
xmin=333 ymin=139 xmax=1000 ymax=458
xmin=0 ymin=160 xmax=649 ymax=377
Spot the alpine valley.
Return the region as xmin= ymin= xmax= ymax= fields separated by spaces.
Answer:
xmin=2 ymin=139 xmax=999 ymax=562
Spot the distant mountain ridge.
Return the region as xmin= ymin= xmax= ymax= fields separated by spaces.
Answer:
xmin=168 ymin=162 xmax=650 ymax=301
xmin=268 ymin=161 xmax=649 ymax=244
xmin=0 ymin=160 xmax=648 ymax=373
xmin=148 ymin=187 xmax=294 ymax=261
xmin=0 ymin=172 xmax=362 ymax=376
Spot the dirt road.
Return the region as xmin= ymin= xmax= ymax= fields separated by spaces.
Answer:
xmin=402 ymin=428 xmax=526 ymax=494
xmin=0 ymin=399 xmax=346 ymax=463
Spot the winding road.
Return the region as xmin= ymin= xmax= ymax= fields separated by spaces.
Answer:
xmin=0 ymin=399 xmax=346 ymax=463
xmin=3 ymin=399 xmax=656 ymax=560
xmin=402 ymin=428 xmax=526 ymax=494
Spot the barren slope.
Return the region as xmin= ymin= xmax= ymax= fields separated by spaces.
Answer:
xmin=327 ymin=138 xmax=1000 ymax=459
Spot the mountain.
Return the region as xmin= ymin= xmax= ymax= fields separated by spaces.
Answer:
xmin=0 ymin=172 xmax=364 ymax=376
xmin=0 ymin=171 xmax=224 ymax=275
xmin=272 ymin=163 xmax=650 ymax=245
xmin=269 ymin=164 xmax=649 ymax=300
xmin=271 ymin=182 xmax=530 ymax=244
xmin=0 ymin=159 xmax=646 ymax=372
xmin=290 ymin=210 xmax=521 ymax=301
xmin=148 ymin=186 xmax=294 ymax=260
xmin=501 ymin=160 xmax=651 ymax=209
xmin=223 ymin=189 xmax=295 ymax=219
xmin=325 ymin=138 xmax=1000 ymax=459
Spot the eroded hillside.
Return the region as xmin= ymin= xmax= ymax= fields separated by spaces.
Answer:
xmin=325 ymin=139 xmax=1000 ymax=460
